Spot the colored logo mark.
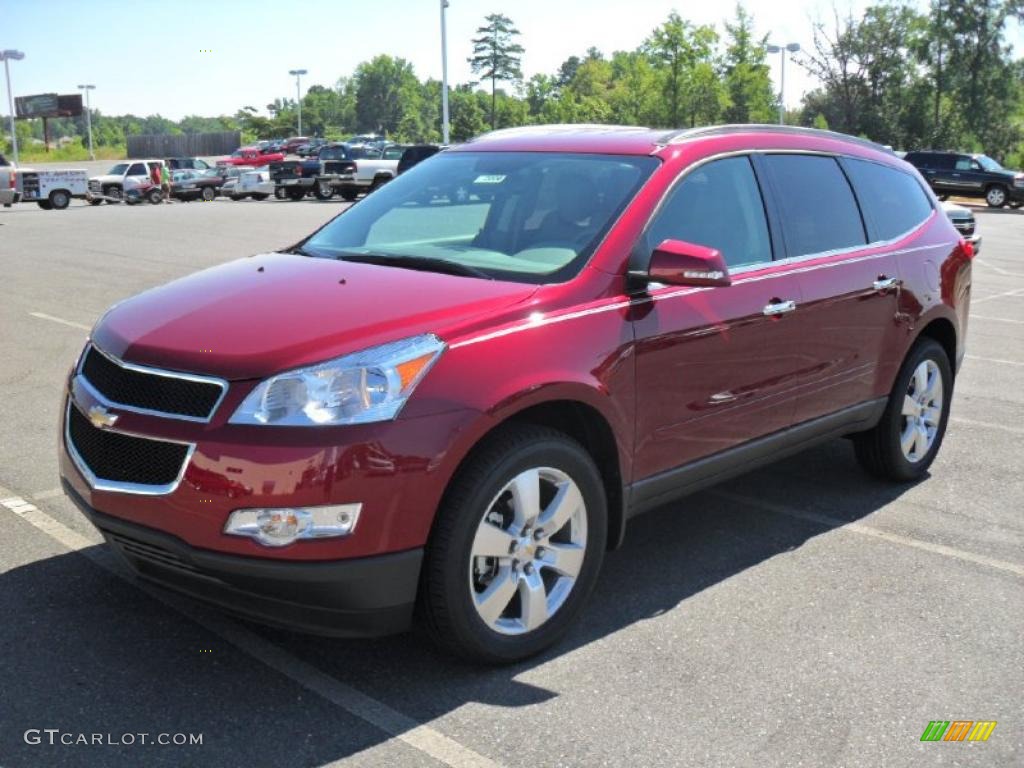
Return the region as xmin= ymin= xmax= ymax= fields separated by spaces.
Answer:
xmin=920 ymin=720 xmax=997 ymax=742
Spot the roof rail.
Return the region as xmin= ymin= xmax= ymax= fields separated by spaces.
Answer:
xmin=665 ymin=124 xmax=894 ymax=154
xmin=468 ymin=124 xmax=652 ymax=142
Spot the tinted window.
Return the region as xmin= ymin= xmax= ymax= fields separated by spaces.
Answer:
xmin=762 ymin=155 xmax=865 ymax=257
xmin=127 ymin=163 xmax=147 ymax=176
xmin=646 ymin=156 xmax=772 ymax=268
xmin=844 ymin=159 xmax=933 ymax=242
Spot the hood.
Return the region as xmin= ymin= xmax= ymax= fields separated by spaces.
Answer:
xmin=92 ymin=252 xmax=537 ymax=380
xmin=89 ymin=174 xmax=124 ymax=183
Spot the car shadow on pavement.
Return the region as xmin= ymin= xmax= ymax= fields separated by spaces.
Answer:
xmin=0 ymin=439 xmax=918 ymax=767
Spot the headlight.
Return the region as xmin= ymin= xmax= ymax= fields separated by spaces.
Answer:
xmin=229 ymin=333 xmax=444 ymax=426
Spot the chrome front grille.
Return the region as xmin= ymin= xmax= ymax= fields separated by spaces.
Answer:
xmin=78 ymin=344 xmax=227 ymax=422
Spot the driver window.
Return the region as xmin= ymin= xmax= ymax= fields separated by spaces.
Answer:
xmin=954 ymin=157 xmax=973 ymax=171
xmin=646 ymin=156 xmax=772 ymax=269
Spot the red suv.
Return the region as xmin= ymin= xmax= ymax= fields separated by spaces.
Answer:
xmin=60 ymin=125 xmax=972 ymax=662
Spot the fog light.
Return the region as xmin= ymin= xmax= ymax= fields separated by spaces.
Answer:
xmin=224 ymin=504 xmax=361 ymax=547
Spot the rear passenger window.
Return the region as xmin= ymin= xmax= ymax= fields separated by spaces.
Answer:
xmin=646 ymin=156 xmax=772 ymax=268
xmin=762 ymin=155 xmax=866 ymax=257
xmin=843 ymin=158 xmax=933 ymax=242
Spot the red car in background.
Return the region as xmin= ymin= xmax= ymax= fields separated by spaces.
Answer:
xmin=60 ymin=124 xmax=972 ymax=663
xmin=217 ymin=146 xmax=285 ymax=167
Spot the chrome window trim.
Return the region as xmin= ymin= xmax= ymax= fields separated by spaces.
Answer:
xmin=64 ymin=400 xmax=196 ymax=496
xmin=636 ymin=148 xmax=939 ymax=275
xmin=78 ymin=343 xmax=229 ymax=423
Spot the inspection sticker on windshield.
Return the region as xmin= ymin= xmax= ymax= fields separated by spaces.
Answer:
xmin=474 ymin=174 xmax=506 ymax=184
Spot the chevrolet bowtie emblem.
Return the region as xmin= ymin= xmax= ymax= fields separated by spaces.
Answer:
xmin=87 ymin=405 xmax=119 ymax=429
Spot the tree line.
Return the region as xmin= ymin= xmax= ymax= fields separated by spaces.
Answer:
xmin=6 ymin=2 xmax=1023 ymax=165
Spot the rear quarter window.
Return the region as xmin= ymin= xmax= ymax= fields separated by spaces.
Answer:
xmin=843 ymin=158 xmax=933 ymax=242
xmin=762 ymin=154 xmax=866 ymax=257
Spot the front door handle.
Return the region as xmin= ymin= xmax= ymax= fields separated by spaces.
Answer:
xmin=763 ymin=299 xmax=796 ymax=316
xmin=873 ymin=276 xmax=900 ymax=292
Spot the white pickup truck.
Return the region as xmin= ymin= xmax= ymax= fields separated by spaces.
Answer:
xmin=0 ymin=155 xmax=89 ymax=210
xmin=88 ymin=160 xmax=164 ymax=204
xmin=315 ymin=144 xmax=404 ymax=201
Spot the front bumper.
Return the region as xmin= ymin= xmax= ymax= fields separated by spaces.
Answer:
xmin=63 ymin=478 xmax=423 ymax=637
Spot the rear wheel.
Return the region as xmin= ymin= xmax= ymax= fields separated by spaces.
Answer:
xmin=287 ymin=188 xmax=305 ymax=201
xmin=340 ymin=187 xmax=358 ymax=202
xmin=147 ymin=188 xmax=163 ymax=205
xmin=419 ymin=424 xmax=606 ymax=663
xmin=36 ymin=200 xmax=53 ymax=210
xmin=201 ymin=186 xmax=216 ymax=201
xmin=252 ymin=193 xmax=269 ymax=201
xmin=854 ymin=338 xmax=953 ymax=482
xmin=89 ymin=198 xmax=103 ymax=206
xmin=314 ymin=182 xmax=334 ymax=200
xmin=49 ymin=190 xmax=71 ymax=210
xmin=274 ymin=187 xmax=287 ymax=200
xmin=985 ymin=184 xmax=1008 ymax=208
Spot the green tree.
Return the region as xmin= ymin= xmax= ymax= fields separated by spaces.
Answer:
xmin=643 ymin=11 xmax=722 ymax=126
xmin=468 ymin=13 xmax=525 ymax=129
xmin=353 ymin=55 xmax=422 ymax=137
xmin=722 ymin=5 xmax=776 ymax=123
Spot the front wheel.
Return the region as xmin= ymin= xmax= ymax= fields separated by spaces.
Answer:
xmin=201 ymin=186 xmax=216 ymax=201
xmin=985 ymin=185 xmax=1008 ymax=208
xmin=854 ymin=338 xmax=953 ymax=481
xmin=419 ymin=425 xmax=607 ymax=663
xmin=147 ymin=189 xmax=163 ymax=205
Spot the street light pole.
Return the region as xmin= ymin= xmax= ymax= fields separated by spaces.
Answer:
xmin=77 ymin=84 xmax=95 ymax=160
xmin=288 ymin=69 xmax=307 ymax=136
xmin=440 ymin=0 xmax=450 ymax=145
xmin=766 ymin=42 xmax=800 ymax=125
xmin=1 ymin=49 xmax=25 ymax=164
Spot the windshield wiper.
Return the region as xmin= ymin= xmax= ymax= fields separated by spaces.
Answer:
xmin=289 ymin=243 xmax=324 ymax=257
xmin=334 ymin=251 xmax=494 ymax=280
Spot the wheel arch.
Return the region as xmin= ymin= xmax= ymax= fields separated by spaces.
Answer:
xmin=438 ymin=392 xmax=629 ymax=552
xmin=914 ymin=315 xmax=958 ymax=375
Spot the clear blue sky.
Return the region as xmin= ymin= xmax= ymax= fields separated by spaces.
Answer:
xmin=3 ymin=0 xmax=1022 ymax=120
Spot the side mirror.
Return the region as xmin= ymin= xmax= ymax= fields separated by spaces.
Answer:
xmin=646 ymin=239 xmax=732 ymax=287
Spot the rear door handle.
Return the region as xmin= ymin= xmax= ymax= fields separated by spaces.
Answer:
xmin=873 ymin=276 xmax=900 ymax=292
xmin=763 ymin=299 xmax=796 ymax=316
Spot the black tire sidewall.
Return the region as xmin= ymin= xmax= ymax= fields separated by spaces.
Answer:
xmin=427 ymin=433 xmax=607 ymax=662
xmin=877 ymin=338 xmax=953 ymax=480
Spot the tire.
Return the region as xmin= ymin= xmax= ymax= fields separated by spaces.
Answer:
xmin=103 ymin=186 xmax=122 ymax=204
xmin=287 ymin=188 xmax=305 ymax=201
xmin=89 ymin=198 xmax=103 ymax=206
xmin=419 ymin=424 xmax=607 ymax=664
xmin=314 ymin=182 xmax=334 ymax=200
xmin=340 ymin=187 xmax=358 ymax=202
xmin=201 ymin=186 xmax=216 ymax=201
xmin=147 ymin=189 xmax=163 ymax=205
xmin=1010 ymin=201 xmax=1022 ymax=210
xmin=854 ymin=337 xmax=953 ymax=482
xmin=985 ymin=184 xmax=1008 ymax=208
xmin=274 ymin=187 xmax=288 ymax=200
xmin=49 ymin=190 xmax=71 ymax=210
xmin=252 ymin=193 xmax=269 ymax=201
xmin=36 ymin=200 xmax=53 ymax=210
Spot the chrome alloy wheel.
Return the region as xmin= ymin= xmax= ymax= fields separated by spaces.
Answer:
xmin=900 ymin=359 xmax=943 ymax=462
xmin=468 ymin=467 xmax=587 ymax=635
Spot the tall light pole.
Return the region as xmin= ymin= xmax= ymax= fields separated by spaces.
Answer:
xmin=77 ymin=84 xmax=95 ymax=160
xmin=440 ymin=0 xmax=450 ymax=145
xmin=288 ymin=69 xmax=307 ymax=135
xmin=766 ymin=42 xmax=800 ymax=125
xmin=1 ymin=49 xmax=25 ymax=164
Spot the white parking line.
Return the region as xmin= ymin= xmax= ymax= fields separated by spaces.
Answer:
xmin=971 ymin=259 xmax=1024 ymax=278
xmin=965 ymin=354 xmax=1024 ymax=368
xmin=0 ymin=486 xmax=501 ymax=768
xmin=970 ymin=315 xmax=1024 ymax=325
xmin=712 ymin=490 xmax=1024 ymax=577
xmin=951 ymin=416 xmax=1024 ymax=436
xmin=971 ymin=286 xmax=1024 ymax=304
xmin=28 ymin=311 xmax=91 ymax=331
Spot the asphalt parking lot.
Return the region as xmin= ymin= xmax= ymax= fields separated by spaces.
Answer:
xmin=0 ymin=197 xmax=1021 ymax=767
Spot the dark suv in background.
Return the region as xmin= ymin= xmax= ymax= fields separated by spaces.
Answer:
xmin=905 ymin=150 xmax=1024 ymax=208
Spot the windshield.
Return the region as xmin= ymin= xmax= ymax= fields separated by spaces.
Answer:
xmin=108 ymin=163 xmax=129 ymax=175
xmin=976 ymin=155 xmax=1003 ymax=171
xmin=303 ymin=151 xmax=658 ymax=284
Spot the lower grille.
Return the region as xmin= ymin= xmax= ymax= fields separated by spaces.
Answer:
xmin=67 ymin=403 xmax=191 ymax=491
xmin=105 ymin=530 xmax=214 ymax=581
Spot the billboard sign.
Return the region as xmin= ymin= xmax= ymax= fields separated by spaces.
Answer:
xmin=14 ymin=93 xmax=83 ymax=118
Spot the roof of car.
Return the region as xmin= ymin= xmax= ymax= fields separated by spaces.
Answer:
xmin=461 ymin=124 xmax=894 ymax=157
